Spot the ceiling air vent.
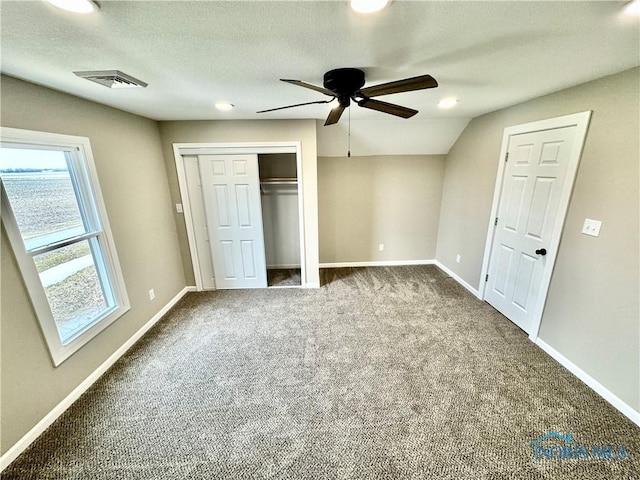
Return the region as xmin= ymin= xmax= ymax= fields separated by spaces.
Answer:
xmin=73 ymin=70 xmax=148 ymax=89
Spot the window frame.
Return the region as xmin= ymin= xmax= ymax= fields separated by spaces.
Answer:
xmin=1 ymin=127 xmax=130 ymax=366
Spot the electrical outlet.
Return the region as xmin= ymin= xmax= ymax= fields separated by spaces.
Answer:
xmin=175 ymin=203 xmax=183 ymax=213
xmin=456 ymin=254 xmax=461 ymax=263
xmin=581 ymin=218 xmax=602 ymax=237
xmin=149 ymin=289 xmax=155 ymax=300
xmin=379 ymin=244 xmax=384 ymax=252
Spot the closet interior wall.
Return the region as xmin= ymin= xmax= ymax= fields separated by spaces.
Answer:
xmin=258 ymin=153 xmax=301 ymax=285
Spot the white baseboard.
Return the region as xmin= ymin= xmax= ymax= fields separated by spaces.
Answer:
xmin=432 ymin=260 xmax=481 ymax=299
xmin=535 ymin=338 xmax=640 ymax=427
xmin=0 ymin=286 xmax=194 ymax=472
xmin=320 ymin=259 xmax=436 ymax=268
xmin=267 ymin=264 xmax=301 ymax=269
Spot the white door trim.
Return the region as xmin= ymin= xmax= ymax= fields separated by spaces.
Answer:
xmin=173 ymin=142 xmax=306 ymax=290
xmin=479 ymin=111 xmax=592 ymax=341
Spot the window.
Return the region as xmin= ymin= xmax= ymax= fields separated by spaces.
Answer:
xmin=1 ymin=127 xmax=129 ymax=365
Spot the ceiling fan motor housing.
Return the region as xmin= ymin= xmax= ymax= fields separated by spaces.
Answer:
xmin=323 ymin=68 xmax=366 ymax=105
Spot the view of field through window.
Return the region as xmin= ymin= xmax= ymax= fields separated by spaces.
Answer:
xmin=1 ymin=147 xmax=109 ymax=343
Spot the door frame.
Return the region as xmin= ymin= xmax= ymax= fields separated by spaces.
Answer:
xmin=173 ymin=142 xmax=305 ymax=290
xmin=478 ymin=111 xmax=591 ymax=340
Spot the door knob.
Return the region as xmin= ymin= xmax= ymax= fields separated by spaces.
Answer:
xmin=535 ymin=248 xmax=547 ymax=256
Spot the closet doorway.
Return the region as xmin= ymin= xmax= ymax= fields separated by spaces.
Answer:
xmin=174 ymin=143 xmax=305 ymax=290
xmin=259 ymin=153 xmax=301 ymax=287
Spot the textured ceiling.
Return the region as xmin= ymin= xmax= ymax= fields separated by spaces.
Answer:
xmin=1 ymin=1 xmax=638 ymax=150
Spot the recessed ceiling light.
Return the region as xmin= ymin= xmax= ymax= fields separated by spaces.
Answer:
xmin=215 ymin=101 xmax=234 ymax=112
xmin=438 ymin=98 xmax=458 ymax=109
xmin=350 ymin=0 xmax=389 ymax=14
xmin=45 ymin=0 xmax=99 ymax=14
xmin=624 ymin=0 xmax=640 ymax=16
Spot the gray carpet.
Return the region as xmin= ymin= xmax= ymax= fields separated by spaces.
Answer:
xmin=267 ymin=268 xmax=301 ymax=287
xmin=2 ymin=266 xmax=639 ymax=479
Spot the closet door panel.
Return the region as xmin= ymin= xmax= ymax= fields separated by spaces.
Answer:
xmin=198 ymin=154 xmax=267 ymax=289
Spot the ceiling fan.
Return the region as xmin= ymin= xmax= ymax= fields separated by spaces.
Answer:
xmin=257 ymin=68 xmax=438 ymax=126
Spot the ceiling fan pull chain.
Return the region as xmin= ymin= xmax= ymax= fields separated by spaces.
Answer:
xmin=348 ymin=106 xmax=351 ymax=158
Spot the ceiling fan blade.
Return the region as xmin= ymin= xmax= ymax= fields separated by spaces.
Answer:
xmin=358 ymin=74 xmax=438 ymax=98
xmin=357 ymin=98 xmax=418 ymax=119
xmin=324 ymin=104 xmax=346 ymax=126
xmin=281 ymin=79 xmax=335 ymax=97
xmin=257 ymin=99 xmax=333 ymax=114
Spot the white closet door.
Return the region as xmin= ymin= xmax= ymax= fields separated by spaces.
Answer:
xmin=198 ymin=154 xmax=267 ymax=289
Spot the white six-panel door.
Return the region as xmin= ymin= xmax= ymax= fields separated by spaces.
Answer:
xmin=485 ymin=126 xmax=578 ymax=333
xmin=198 ymin=154 xmax=267 ymax=289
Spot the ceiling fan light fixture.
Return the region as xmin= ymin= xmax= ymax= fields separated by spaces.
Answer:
xmin=45 ymin=0 xmax=99 ymax=14
xmin=215 ymin=101 xmax=235 ymax=111
xmin=438 ymin=97 xmax=458 ymax=109
xmin=329 ymin=98 xmax=341 ymax=109
xmin=350 ymin=0 xmax=389 ymax=14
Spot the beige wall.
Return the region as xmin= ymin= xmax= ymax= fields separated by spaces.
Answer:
xmin=436 ymin=67 xmax=639 ymax=410
xmin=157 ymin=120 xmax=319 ymax=287
xmin=0 ymin=76 xmax=186 ymax=453
xmin=319 ymin=155 xmax=445 ymax=264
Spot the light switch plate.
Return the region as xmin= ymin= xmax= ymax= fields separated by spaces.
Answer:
xmin=176 ymin=203 xmax=183 ymax=213
xmin=582 ymin=218 xmax=602 ymax=237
